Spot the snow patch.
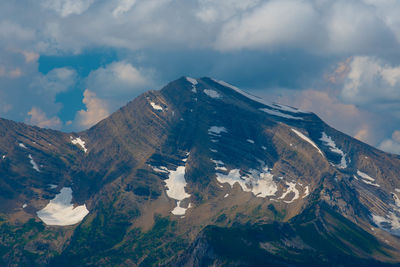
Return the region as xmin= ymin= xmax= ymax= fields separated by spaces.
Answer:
xmin=212 ymin=160 xmax=224 ymax=165
xmin=203 ymin=89 xmax=221 ymax=99
xmin=165 ymin=165 xmax=190 ymax=201
xmin=162 ymin=156 xmax=192 ymax=216
xmin=224 ymin=194 xmax=229 ymax=198
xmin=360 ymin=179 xmax=380 ymax=187
xmin=216 ymin=165 xmax=277 ymax=198
xmin=271 ymin=103 xmax=307 ymax=114
xmin=208 ymin=126 xmax=227 ymax=143
xmin=212 ymin=79 xmax=270 ymax=106
xmin=28 ymin=154 xmax=40 ymax=172
xmin=208 ymin=126 xmax=227 ymax=135
xmin=372 ymin=213 xmax=400 ymax=236
xmin=320 ymin=132 xmax=348 ymax=169
xmin=22 ymin=203 xmax=27 ymax=208
xmin=186 ymin=77 xmax=198 ymax=85
xmin=303 ymin=186 xmax=310 ymax=198
xmin=279 ymin=182 xmax=300 ymax=203
xmin=291 ymin=129 xmax=323 ymax=155
xmin=150 ymin=102 xmax=163 ymax=111
xmin=19 ymin=143 xmax=27 ymax=149
xmin=260 ymin=108 xmax=303 ymax=120
xmin=186 ymin=77 xmax=198 ymax=93
xmin=70 ymin=137 xmax=87 ymax=153
xmin=356 ymin=170 xmax=380 ymax=187
xmin=357 ymin=170 xmax=375 ymax=181
xmin=212 ymin=159 xmax=228 ymax=171
xmin=37 ymin=187 xmax=89 ymax=226
xmin=212 ymin=78 xmax=308 ymax=113
xmin=171 ymin=201 xmax=190 ymax=216
xmin=392 ymin=193 xmax=400 ymax=208
xmin=152 ymin=165 xmax=169 ymax=173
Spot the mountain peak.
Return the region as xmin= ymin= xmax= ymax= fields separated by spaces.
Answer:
xmin=1 ymin=76 xmax=400 ymax=265
xmin=159 ymin=76 xmax=313 ymax=124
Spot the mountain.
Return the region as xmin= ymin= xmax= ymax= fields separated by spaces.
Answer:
xmin=1 ymin=77 xmax=400 ymax=266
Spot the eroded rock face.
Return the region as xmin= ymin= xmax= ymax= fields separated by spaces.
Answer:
xmin=1 ymin=77 xmax=400 ymax=266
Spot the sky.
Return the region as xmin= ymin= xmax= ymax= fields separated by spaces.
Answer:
xmin=1 ymin=0 xmax=400 ymax=154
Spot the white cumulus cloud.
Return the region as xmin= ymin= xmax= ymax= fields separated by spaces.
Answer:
xmin=27 ymin=107 xmax=62 ymax=129
xmin=341 ymin=56 xmax=400 ymax=106
xmin=75 ymin=89 xmax=110 ymax=129
xmin=86 ymin=61 xmax=151 ymax=100
xmin=379 ymin=131 xmax=400 ymax=154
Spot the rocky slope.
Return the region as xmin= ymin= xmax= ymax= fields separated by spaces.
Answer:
xmin=1 ymin=77 xmax=400 ymax=266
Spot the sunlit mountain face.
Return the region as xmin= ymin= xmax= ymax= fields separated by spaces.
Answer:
xmin=0 ymin=77 xmax=400 ymax=266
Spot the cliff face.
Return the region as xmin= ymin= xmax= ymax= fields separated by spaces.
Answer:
xmin=1 ymin=77 xmax=400 ymax=266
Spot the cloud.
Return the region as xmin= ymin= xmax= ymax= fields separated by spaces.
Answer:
xmin=392 ymin=130 xmax=400 ymax=143
xmin=0 ymin=0 xmax=398 ymax=55
xmin=196 ymin=0 xmax=260 ymax=23
xmin=324 ymin=1 xmax=397 ymax=54
xmin=41 ymin=0 xmax=95 ymax=17
xmin=27 ymin=107 xmax=62 ymax=129
xmin=75 ymin=89 xmax=109 ymax=129
xmin=361 ymin=0 xmax=400 ymax=44
xmin=340 ymin=56 xmax=400 ymax=110
xmin=86 ymin=61 xmax=152 ymax=101
xmin=112 ymin=0 xmax=137 ymax=17
xmin=354 ymin=125 xmax=372 ymax=144
xmin=378 ymin=130 xmax=400 ymax=154
xmin=0 ymin=21 xmax=35 ymax=41
xmin=21 ymin=51 xmax=40 ymax=63
xmin=215 ymin=0 xmax=319 ymax=51
xmin=214 ymin=0 xmax=398 ymax=53
xmin=9 ymin=68 xmax=22 ymax=78
xmin=0 ymin=66 xmax=22 ymax=78
xmin=31 ymin=67 xmax=77 ymax=93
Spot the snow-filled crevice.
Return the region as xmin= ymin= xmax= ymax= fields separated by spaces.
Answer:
xmin=260 ymin=108 xmax=304 ymax=120
xmin=71 ymin=136 xmax=88 ymax=153
xmin=208 ymin=126 xmax=227 ymax=143
xmin=19 ymin=143 xmax=27 ymax=149
xmin=211 ymin=78 xmax=309 ymax=114
xmin=320 ymin=132 xmax=348 ymax=169
xmin=355 ymin=170 xmax=380 ymax=187
xmin=291 ymin=129 xmax=323 ymax=155
xmin=28 ymin=154 xmax=40 ymax=172
xmin=186 ymin=77 xmax=198 ymax=93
